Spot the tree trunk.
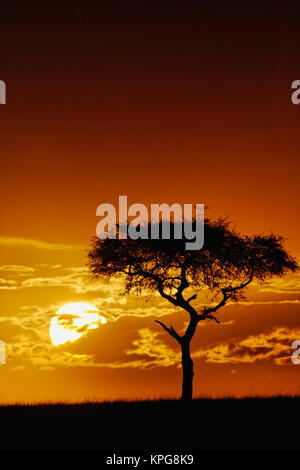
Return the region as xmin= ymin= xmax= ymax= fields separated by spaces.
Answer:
xmin=181 ymin=341 xmax=194 ymax=402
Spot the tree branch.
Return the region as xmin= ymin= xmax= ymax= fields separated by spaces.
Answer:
xmin=120 ymin=265 xmax=181 ymax=307
xmin=201 ymin=291 xmax=229 ymax=317
xmin=186 ymin=294 xmax=197 ymax=303
xmin=157 ymin=282 xmax=180 ymax=307
xmin=155 ymin=320 xmax=182 ymax=343
xmin=201 ymin=267 xmax=255 ymax=319
xmin=176 ymin=264 xmax=189 ymax=297
xmin=223 ymin=266 xmax=254 ymax=294
xmin=206 ymin=314 xmax=220 ymax=324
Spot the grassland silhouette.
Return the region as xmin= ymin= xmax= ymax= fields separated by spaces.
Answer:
xmin=0 ymin=397 xmax=299 ymax=450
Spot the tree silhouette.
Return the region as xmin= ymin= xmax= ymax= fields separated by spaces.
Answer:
xmin=88 ymin=218 xmax=298 ymax=401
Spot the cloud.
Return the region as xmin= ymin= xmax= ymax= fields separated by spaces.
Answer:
xmin=3 ymin=306 xmax=179 ymax=370
xmin=197 ymin=299 xmax=300 ymax=311
xmin=35 ymin=264 xmax=62 ymax=269
xmin=239 ymin=300 xmax=300 ymax=305
xmin=3 ymin=301 xmax=299 ymax=372
xmin=6 ymin=336 xmax=96 ymax=369
xmin=1 ymin=266 xmax=123 ymax=296
xmin=0 ymin=304 xmax=59 ymax=342
xmin=0 ymin=237 xmax=84 ymax=251
xmin=125 ymin=328 xmax=179 ymax=368
xmin=0 ymin=304 xmax=99 ymax=369
xmin=64 ymin=267 xmax=89 ymax=273
xmin=258 ymin=274 xmax=300 ymax=294
xmin=0 ymin=278 xmax=17 ymax=290
xmin=194 ymin=327 xmax=300 ymax=366
xmin=0 ymin=265 xmax=35 ymax=274
xmin=2 ymin=269 xmax=177 ymax=320
xmin=0 ymin=264 xmax=104 ymax=294
xmin=18 ymin=273 xmax=102 ymax=294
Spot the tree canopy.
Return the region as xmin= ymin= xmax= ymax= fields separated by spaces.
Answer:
xmin=88 ymin=218 xmax=298 ymax=323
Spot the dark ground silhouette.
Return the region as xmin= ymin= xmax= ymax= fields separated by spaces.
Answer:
xmin=0 ymin=397 xmax=299 ymax=451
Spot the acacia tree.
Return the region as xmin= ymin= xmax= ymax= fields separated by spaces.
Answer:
xmin=88 ymin=219 xmax=298 ymax=401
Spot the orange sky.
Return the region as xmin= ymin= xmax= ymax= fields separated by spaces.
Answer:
xmin=0 ymin=1 xmax=299 ymax=403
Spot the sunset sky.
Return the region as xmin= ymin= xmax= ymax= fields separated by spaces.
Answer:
xmin=0 ymin=1 xmax=299 ymax=403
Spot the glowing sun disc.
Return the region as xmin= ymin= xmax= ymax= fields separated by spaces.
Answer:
xmin=50 ymin=302 xmax=107 ymax=346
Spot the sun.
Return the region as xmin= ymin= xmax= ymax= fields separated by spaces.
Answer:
xmin=50 ymin=302 xmax=107 ymax=346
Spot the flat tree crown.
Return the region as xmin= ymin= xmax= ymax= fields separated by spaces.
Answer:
xmin=88 ymin=218 xmax=298 ymax=306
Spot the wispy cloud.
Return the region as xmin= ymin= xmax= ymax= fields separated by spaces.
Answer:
xmin=0 ymin=237 xmax=84 ymax=251
xmin=34 ymin=264 xmax=62 ymax=269
xmin=0 ymin=278 xmax=17 ymax=290
xmin=258 ymin=274 xmax=300 ymax=294
xmin=125 ymin=328 xmax=179 ymax=368
xmin=194 ymin=327 xmax=300 ymax=366
xmin=0 ymin=265 xmax=35 ymax=274
xmin=20 ymin=273 xmax=102 ymax=294
xmin=228 ymin=299 xmax=300 ymax=306
xmin=6 ymin=337 xmax=96 ymax=369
